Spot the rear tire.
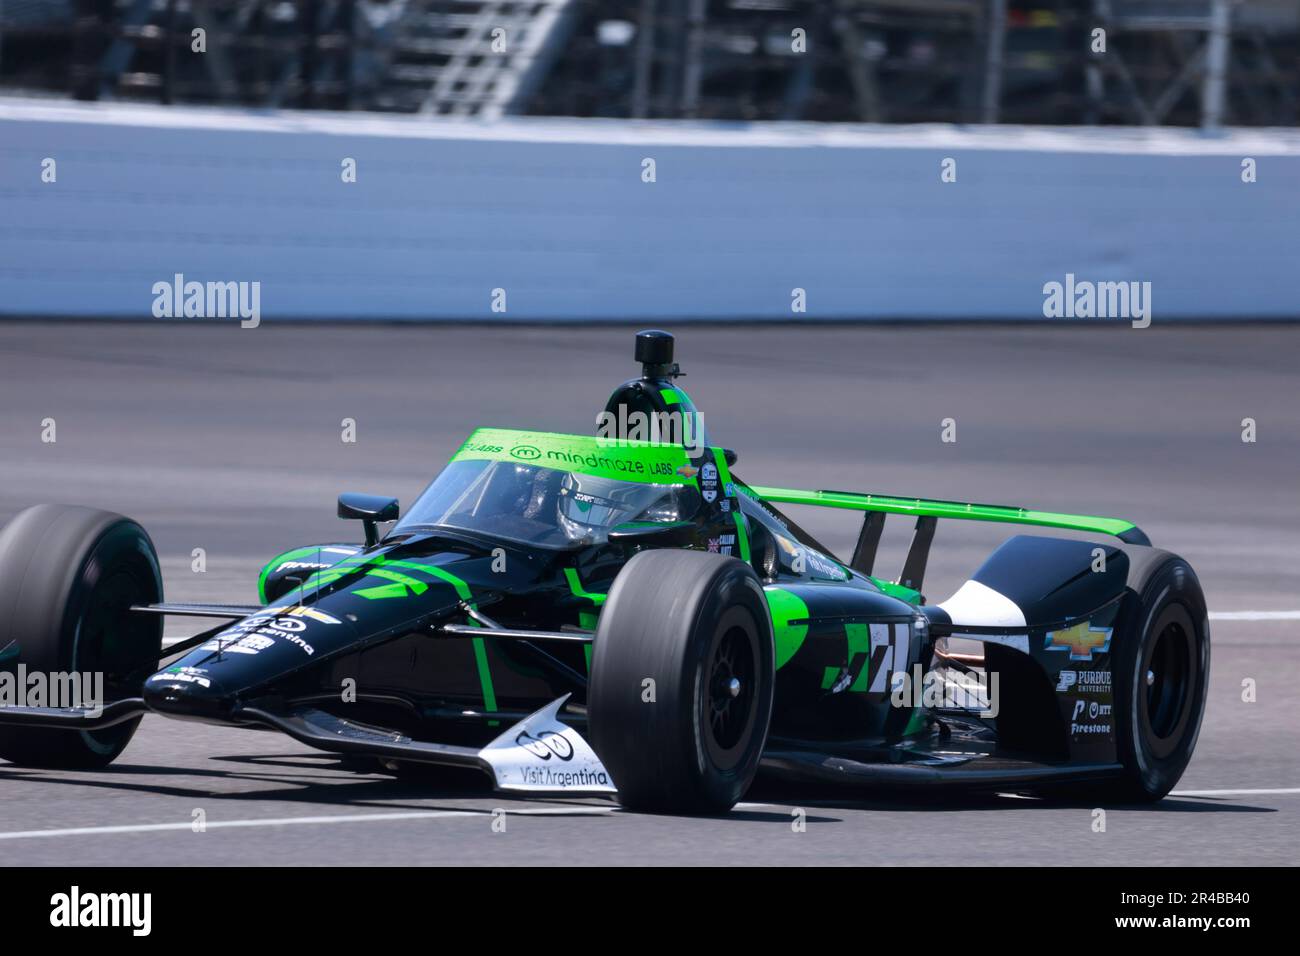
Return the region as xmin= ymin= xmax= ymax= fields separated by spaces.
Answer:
xmin=587 ymin=549 xmax=774 ymax=814
xmin=0 ymin=505 xmax=162 ymax=768
xmin=1101 ymin=555 xmax=1210 ymax=802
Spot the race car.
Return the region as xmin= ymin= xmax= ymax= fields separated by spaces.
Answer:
xmin=0 ymin=331 xmax=1210 ymax=814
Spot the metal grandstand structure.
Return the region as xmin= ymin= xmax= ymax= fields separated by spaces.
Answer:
xmin=0 ymin=0 xmax=1296 ymax=125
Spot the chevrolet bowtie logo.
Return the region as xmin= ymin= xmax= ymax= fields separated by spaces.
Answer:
xmin=1044 ymin=620 xmax=1112 ymax=660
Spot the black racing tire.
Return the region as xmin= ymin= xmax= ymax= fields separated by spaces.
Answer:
xmin=0 ymin=505 xmax=163 ymax=768
xmin=587 ymin=549 xmax=774 ymax=814
xmin=1101 ymin=555 xmax=1210 ymax=802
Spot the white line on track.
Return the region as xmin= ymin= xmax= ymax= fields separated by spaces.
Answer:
xmin=0 ymin=805 xmax=616 ymax=841
xmin=1207 ymin=611 xmax=1300 ymax=621
xmin=1169 ymin=787 xmax=1300 ymax=797
xmin=1 ymin=792 xmax=1292 ymax=841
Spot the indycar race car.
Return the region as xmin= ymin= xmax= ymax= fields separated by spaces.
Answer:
xmin=0 ymin=331 xmax=1210 ymax=814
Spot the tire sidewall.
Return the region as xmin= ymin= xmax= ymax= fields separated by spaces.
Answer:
xmin=0 ymin=506 xmax=162 ymax=767
xmin=588 ymin=549 xmax=775 ymax=814
xmin=686 ymin=570 xmax=773 ymax=807
xmin=65 ymin=522 xmax=163 ymax=756
xmin=1114 ymin=559 xmax=1210 ymax=799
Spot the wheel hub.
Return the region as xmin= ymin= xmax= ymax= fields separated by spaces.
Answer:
xmin=707 ymin=626 xmax=755 ymax=753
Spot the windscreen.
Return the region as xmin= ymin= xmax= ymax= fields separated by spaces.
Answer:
xmin=394 ymin=459 xmax=700 ymax=549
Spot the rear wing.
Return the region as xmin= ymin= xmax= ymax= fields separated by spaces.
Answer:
xmin=747 ymin=485 xmax=1150 ymax=594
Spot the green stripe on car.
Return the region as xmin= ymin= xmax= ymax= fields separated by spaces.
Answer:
xmin=749 ymin=486 xmax=1138 ymax=540
xmin=711 ymin=447 xmax=750 ymax=562
xmin=764 ymin=586 xmax=809 ymax=669
xmin=257 ymin=546 xmax=330 ymax=605
xmin=283 ymin=554 xmax=499 ymax=717
xmin=453 ymin=427 xmax=690 ymax=485
xmin=564 ymin=567 xmax=607 ymax=605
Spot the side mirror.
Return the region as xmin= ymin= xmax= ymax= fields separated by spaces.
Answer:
xmin=338 ymin=493 xmax=399 ymax=547
xmin=607 ymin=520 xmax=695 ymax=548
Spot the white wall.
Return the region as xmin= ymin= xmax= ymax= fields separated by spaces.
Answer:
xmin=2 ymin=98 xmax=1298 ymax=320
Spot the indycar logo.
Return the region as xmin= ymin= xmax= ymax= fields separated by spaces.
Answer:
xmin=1044 ymin=620 xmax=1112 ymax=661
xmin=700 ymin=461 xmax=719 ymax=503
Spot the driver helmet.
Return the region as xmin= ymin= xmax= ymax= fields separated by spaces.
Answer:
xmin=557 ymin=473 xmax=700 ymax=540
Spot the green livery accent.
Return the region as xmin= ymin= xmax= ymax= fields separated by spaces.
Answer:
xmin=288 ymin=555 xmax=477 ymax=602
xmin=353 ymin=567 xmax=428 ymax=600
xmin=564 ymin=568 xmax=607 ymax=606
xmin=764 ymin=586 xmax=809 ymax=669
xmin=286 ymin=555 xmax=499 ymax=716
xmin=257 ymin=546 xmax=329 ymax=605
xmin=845 ymin=622 xmax=872 ymax=692
xmin=749 ymin=486 xmax=1138 ymax=540
xmin=712 ymin=447 xmax=750 ymax=562
xmin=868 ymin=576 xmax=922 ymax=604
xmin=567 ymin=570 xmax=604 ymax=675
xmin=818 ymin=625 xmax=873 ymax=693
xmin=470 ymin=636 xmax=497 ymax=715
xmin=660 ymin=388 xmax=681 ymax=405
xmin=398 ymin=561 xmax=499 ymax=717
xmin=453 ymin=428 xmax=690 ymax=485
xmin=902 ymin=707 xmax=930 ymax=737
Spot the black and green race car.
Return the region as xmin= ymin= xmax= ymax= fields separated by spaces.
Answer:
xmin=0 ymin=331 xmax=1210 ymax=814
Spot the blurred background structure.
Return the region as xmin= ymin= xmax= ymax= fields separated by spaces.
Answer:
xmin=1 ymin=0 xmax=1297 ymax=127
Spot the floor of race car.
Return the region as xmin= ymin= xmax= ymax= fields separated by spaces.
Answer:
xmin=1 ymin=323 xmax=1298 ymax=865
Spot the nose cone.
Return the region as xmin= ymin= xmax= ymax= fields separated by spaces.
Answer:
xmin=144 ymin=664 xmax=236 ymax=720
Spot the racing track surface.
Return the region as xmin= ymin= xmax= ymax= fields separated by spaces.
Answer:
xmin=0 ymin=322 xmax=1297 ymax=865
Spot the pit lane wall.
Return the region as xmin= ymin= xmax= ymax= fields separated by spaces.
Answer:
xmin=3 ymin=97 xmax=1299 ymax=321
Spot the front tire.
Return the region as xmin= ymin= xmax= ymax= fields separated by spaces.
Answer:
xmin=587 ymin=549 xmax=774 ymax=814
xmin=0 ymin=505 xmax=163 ymax=768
